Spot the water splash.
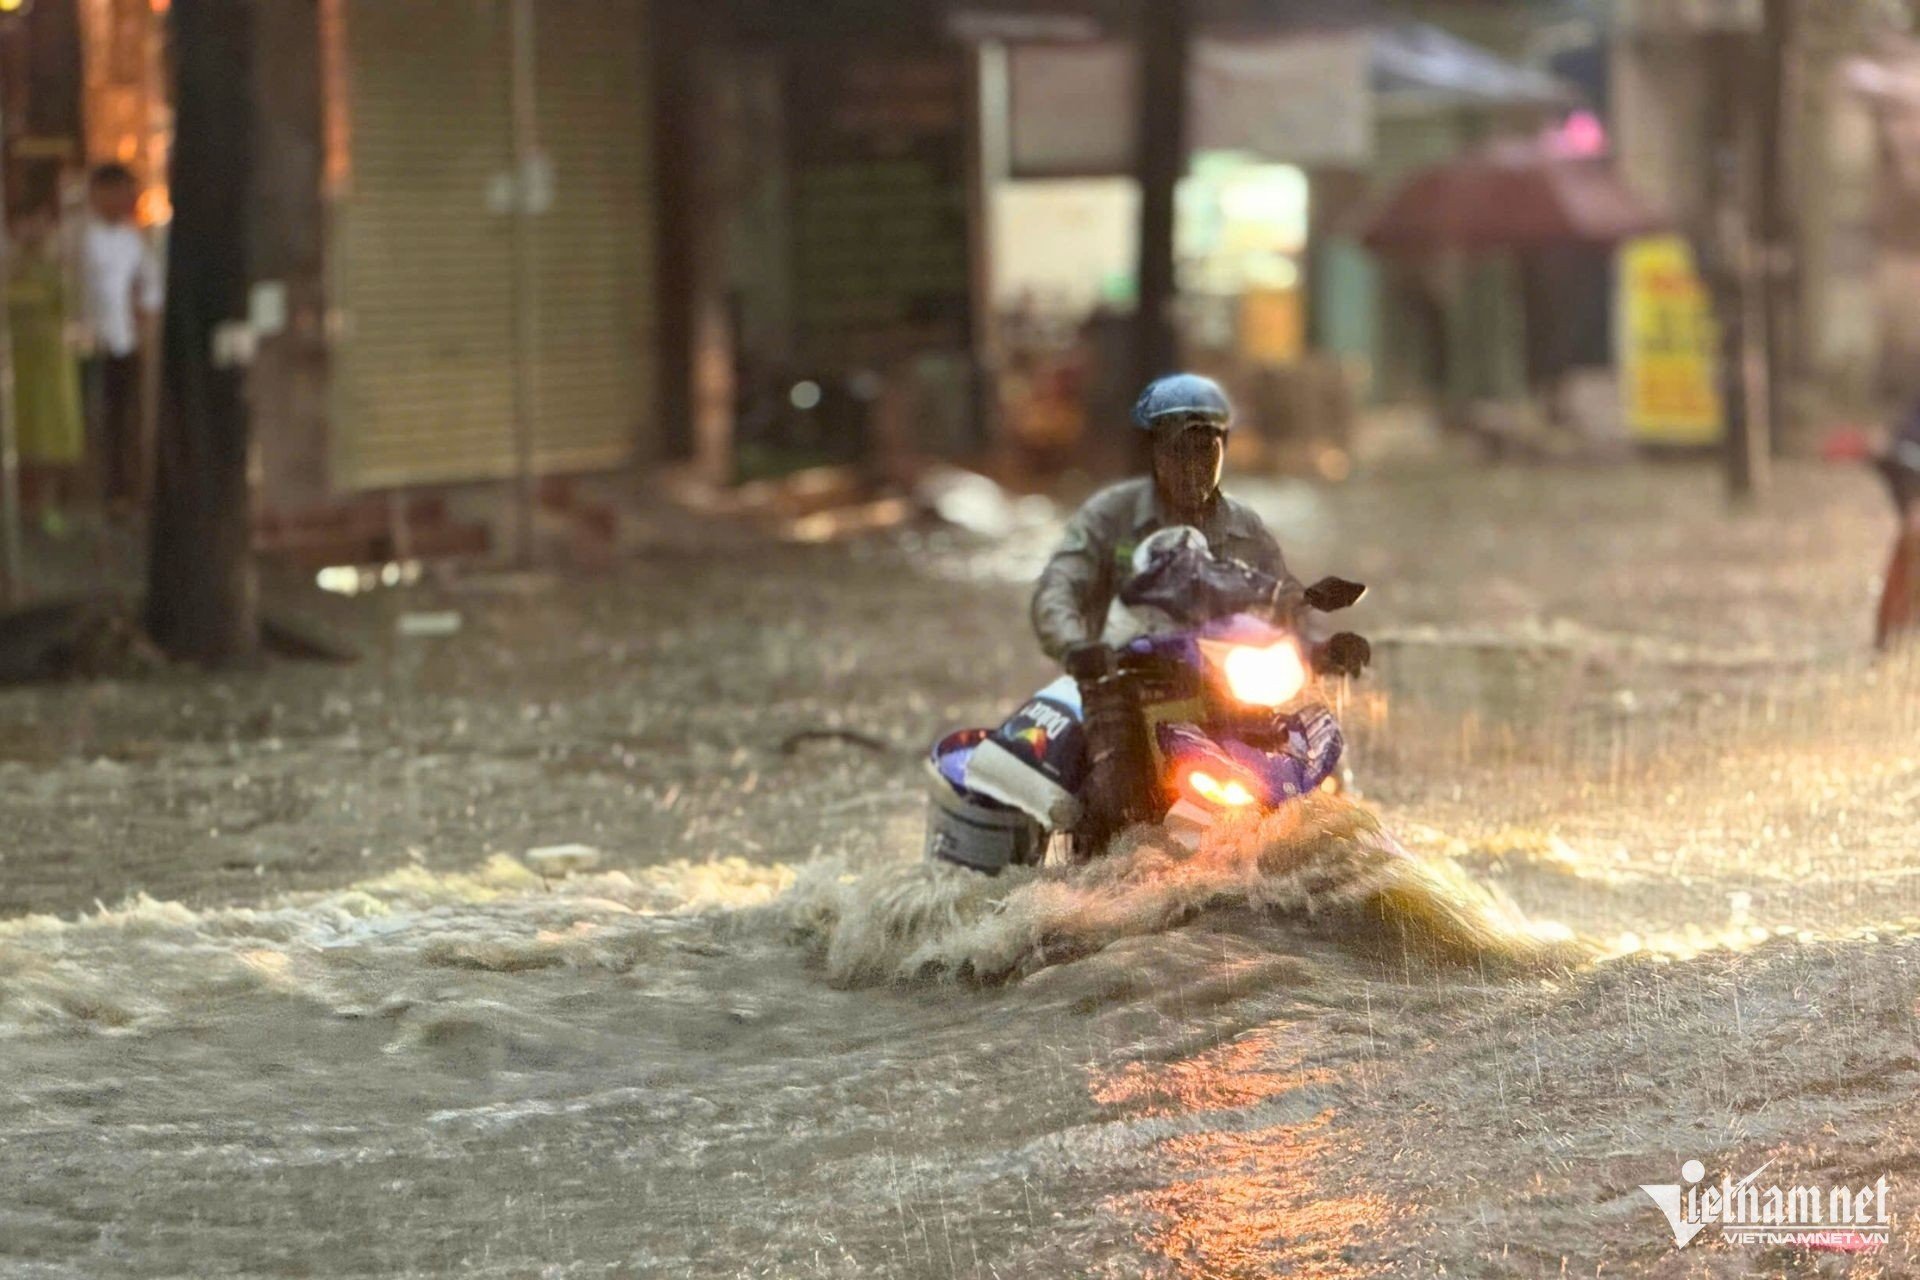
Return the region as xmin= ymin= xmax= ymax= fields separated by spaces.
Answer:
xmin=0 ymin=853 xmax=795 ymax=1036
xmin=774 ymin=794 xmax=1582 ymax=987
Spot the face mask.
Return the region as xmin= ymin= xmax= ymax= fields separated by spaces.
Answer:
xmin=1152 ymin=420 xmax=1225 ymax=514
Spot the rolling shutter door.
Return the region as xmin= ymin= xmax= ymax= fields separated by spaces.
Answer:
xmin=529 ymin=0 xmax=656 ymax=472
xmin=332 ymin=0 xmax=517 ymax=489
xmin=331 ymin=0 xmax=655 ymax=490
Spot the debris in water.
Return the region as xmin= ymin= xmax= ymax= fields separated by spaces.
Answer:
xmin=526 ymin=844 xmax=604 ymax=876
xmin=397 ymin=611 xmax=463 ymax=637
xmin=777 ymin=727 xmax=897 ymax=756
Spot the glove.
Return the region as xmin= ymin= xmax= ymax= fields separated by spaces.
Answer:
xmin=1314 ymin=632 xmax=1371 ymax=678
xmin=1063 ymin=640 xmax=1115 ymax=680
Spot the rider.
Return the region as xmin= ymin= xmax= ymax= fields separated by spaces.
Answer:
xmin=1031 ymin=373 xmax=1304 ymax=665
xmin=925 ymin=375 xmax=1349 ymax=872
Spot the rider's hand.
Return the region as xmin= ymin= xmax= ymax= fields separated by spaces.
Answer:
xmin=1314 ymin=632 xmax=1371 ymax=678
xmin=1063 ymin=640 xmax=1114 ymax=680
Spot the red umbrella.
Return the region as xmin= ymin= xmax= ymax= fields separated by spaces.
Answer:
xmin=1360 ymin=141 xmax=1669 ymax=254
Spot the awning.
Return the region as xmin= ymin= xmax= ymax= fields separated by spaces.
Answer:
xmin=1006 ymin=21 xmax=1578 ymax=178
xmin=1843 ymin=37 xmax=1920 ymax=243
xmin=1360 ymin=140 xmax=1667 ymax=254
xmin=1008 ymin=33 xmax=1375 ymax=175
xmin=1372 ymin=22 xmax=1576 ymax=112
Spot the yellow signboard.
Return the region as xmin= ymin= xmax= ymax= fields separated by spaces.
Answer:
xmin=1619 ymin=235 xmax=1723 ymax=445
xmin=1238 ymin=287 xmax=1303 ymax=366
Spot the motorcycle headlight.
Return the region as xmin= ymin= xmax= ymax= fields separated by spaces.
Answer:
xmin=1220 ymin=640 xmax=1307 ymax=708
xmin=1180 ymin=767 xmax=1259 ymax=808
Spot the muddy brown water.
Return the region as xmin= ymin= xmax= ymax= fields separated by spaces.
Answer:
xmin=3 ymin=460 xmax=1919 ymax=1278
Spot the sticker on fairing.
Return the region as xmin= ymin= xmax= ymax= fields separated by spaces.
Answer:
xmin=989 ymin=680 xmax=1087 ymax=790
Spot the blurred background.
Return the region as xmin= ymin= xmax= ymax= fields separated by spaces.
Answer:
xmin=5 ymin=0 xmax=1919 ymax=602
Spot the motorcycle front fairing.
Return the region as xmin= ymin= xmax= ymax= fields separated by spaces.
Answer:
xmin=1130 ymin=613 xmax=1346 ymax=813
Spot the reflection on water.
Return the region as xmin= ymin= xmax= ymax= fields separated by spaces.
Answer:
xmin=1089 ymin=1019 xmax=1395 ymax=1279
xmin=1112 ymin=1116 xmax=1399 ymax=1280
xmin=1603 ymin=916 xmax=1920 ymax=962
xmin=1089 ymin=1032 xmax=1337 ymax=1118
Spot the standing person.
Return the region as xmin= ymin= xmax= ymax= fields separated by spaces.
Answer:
xmin=76 ymin=164 xmax=162 ymax=517
xmin=1875 ymin=400 xmax=1920 ymax=651
xmin=5 ymin=198 xmax=86 ymax=530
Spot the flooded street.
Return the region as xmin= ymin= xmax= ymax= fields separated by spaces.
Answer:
xmin=4 ymin=458 xmax=1920 ymax=1277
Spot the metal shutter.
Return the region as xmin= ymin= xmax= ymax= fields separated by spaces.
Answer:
xmin=527 ymin=0 xmax=655 ymax=472
xmin=330 ymin=0 xmax=655 ymax=490
xmin=331 ymin=0 xmax=517 ymax=488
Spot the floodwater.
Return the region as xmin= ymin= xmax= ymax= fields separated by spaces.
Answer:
xmin=3 ymin=459 xmax=1919 ymax=1277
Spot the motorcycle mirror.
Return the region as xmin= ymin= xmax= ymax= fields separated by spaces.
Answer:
xmin=1304 ymin=577 xmax=1366 ymax=612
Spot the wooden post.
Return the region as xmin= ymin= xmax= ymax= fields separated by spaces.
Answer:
xmin=0 ymin=104 xmax=23 ymax=607
xmin=145 ymin=0 xmax=260 ymax=664
xmin=963 ymin=40 xmax=1006 ymax=457
xmin=1755 ymin=0 xmax=1792 ymax=453
xmin=1132 ymin=0 xmax=1188 ymax=429
xmin=686 ymin=44 xmax=734 ymax=486
xmin=649 ymin=0 xmax=696 ymax=465
xmin=1703 ymin=27 xmax=1770 ymax=504
xmin=506 ymin=0 xmax=540 ymax=566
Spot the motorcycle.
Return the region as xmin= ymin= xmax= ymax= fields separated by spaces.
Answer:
xmin=924 ymin=529 xmax=1370 ymax=874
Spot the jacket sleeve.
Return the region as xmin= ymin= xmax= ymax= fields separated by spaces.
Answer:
xmin=1238 ymin=516 xmax=1298 ymax=588
xmin=1030 ymin=500 xmax=1113 ymax=663
xmin=1233 ymin=512 xmax=1312 ymax=624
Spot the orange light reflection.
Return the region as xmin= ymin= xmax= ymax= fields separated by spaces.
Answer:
xmin=1110 ymin=1116 xmax=1400 ymax=1280
xmin=1090 ymin=1033 xmax=1400 ymax=1277
xmin=1090 ymin=1036 xmax=1335 ymax=1117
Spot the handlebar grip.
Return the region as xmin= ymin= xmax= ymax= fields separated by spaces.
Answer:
xmin=1064 ymin=641 xmax=1116 ymax=681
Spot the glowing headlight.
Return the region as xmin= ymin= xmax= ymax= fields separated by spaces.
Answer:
xmin=1221 ymin=640 xmax=1307 ymax=707
xmin=1186 ymin=769 xmax=1257 ymax=808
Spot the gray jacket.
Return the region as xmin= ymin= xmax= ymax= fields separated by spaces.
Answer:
xmin=1029 ymin=478 xmax=1299 ymax=662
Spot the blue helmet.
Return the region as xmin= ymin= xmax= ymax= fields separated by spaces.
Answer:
xmin=1132 ymin=373 xmax=1232 ymax=431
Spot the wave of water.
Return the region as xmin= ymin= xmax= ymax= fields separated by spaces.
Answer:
xmin=0 ymin=792 xmax=1579 ymax=1049
xmin=0 ymin=854 xmax=795 ymax=1036
xmin=773 ymin=793 xmax=1582 ymax=987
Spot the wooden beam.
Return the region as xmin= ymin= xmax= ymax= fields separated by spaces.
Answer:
xmin=1132 ymin=0 xmax=1189 ymax=420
